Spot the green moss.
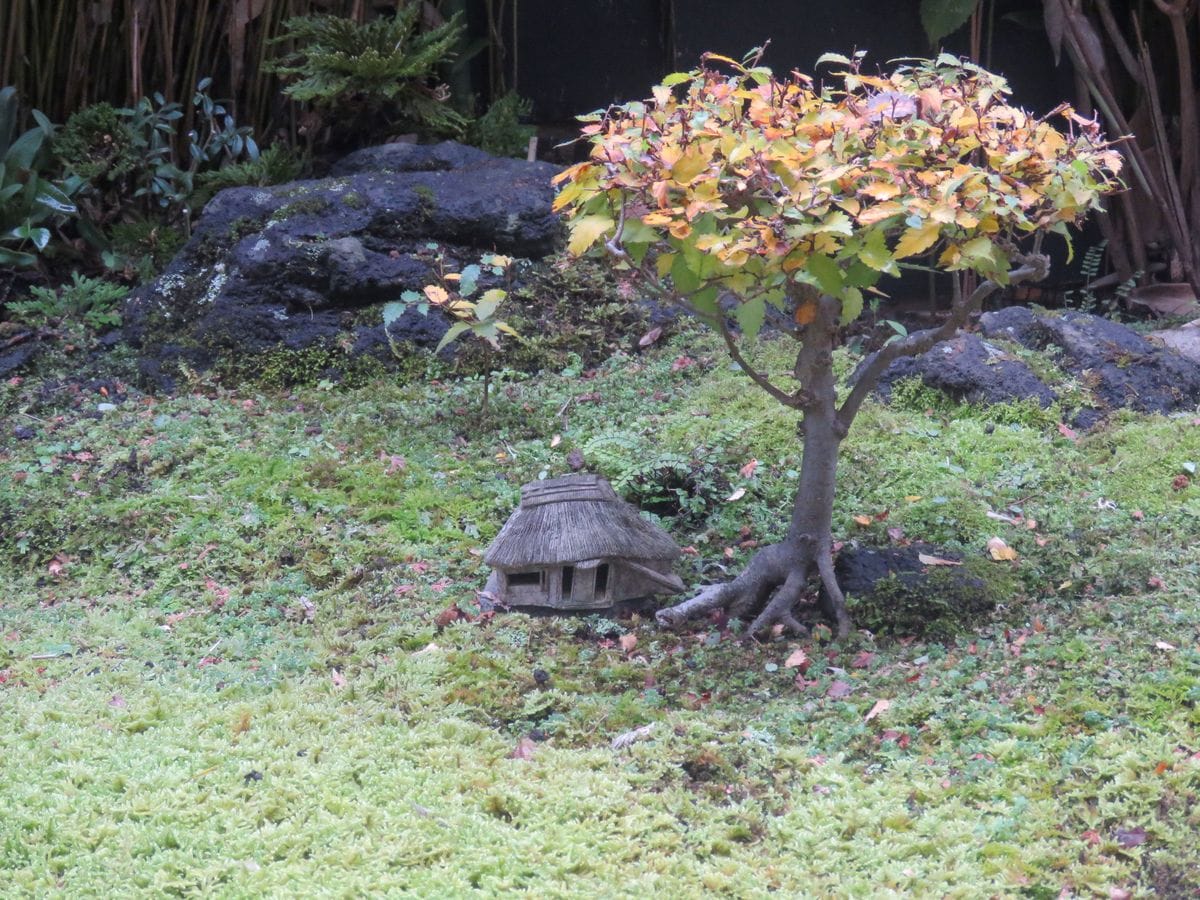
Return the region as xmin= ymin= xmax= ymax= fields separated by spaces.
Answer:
xmin=236 ymin=345 xmax=389 ymax=389
xmin=341 ymin=190 xmax=367 ymax=209
xmin=275 ymin=196 xmax=332 ymax=219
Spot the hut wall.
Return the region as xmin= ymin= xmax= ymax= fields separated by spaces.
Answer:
xmin=502 ymin=569 xmax=550 ymax=604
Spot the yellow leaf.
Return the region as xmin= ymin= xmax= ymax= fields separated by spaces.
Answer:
xmin=642 ymin=211 xmax=674 ymax=226
xmin=918 ymin=553 xmax=962 ymax=567
xmin=857 ymin=201 xmax=905 ymax=226
xmin=938 ymin=244 xmax=962 ymax=267
xmin=860 ymin=182 xmax=902 ymax=201
xmin=668 ymin=219 xmax=693 ymax=239
xmin=930 ymin=203 xmax=957 ymax=224
xmin=551 ymin=161 xmax=590 ymax=186
xmin=671 ymin=148 xmax=710 ymax=185
xmin=987 ymin=537 xmax=1019 ymax=561
xmin=893 ymin=223 xmax=941 ymax=259
xmin=423 ymin=284 xmax=450 ymax=305
xmin=853 ymin=514 xmax=872 ymax=526
xmin=568 ymin=214 xmax=615 ymax=257
xmin=656 ymin=253 xmax=676 ymax=278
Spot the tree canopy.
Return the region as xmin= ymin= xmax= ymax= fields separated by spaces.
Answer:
xmin=555 ymin=50 xmax=1122 ymax=339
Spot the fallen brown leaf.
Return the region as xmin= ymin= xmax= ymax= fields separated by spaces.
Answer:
xmin=864 ymin=698 xmax=890 ymax=722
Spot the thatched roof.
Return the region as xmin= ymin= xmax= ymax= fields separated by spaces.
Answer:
xmin=484 ymin=474 xmax=680 ymax=568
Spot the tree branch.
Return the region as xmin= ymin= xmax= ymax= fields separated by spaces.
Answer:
xmin=836 ymin=257 xmax=1047 ymax=432
xmin=717 ymin=316 xmax=803 ymax=408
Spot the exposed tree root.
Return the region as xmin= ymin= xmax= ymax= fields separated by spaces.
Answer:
xmin=656 ymin=539 xmax=851 ymax=639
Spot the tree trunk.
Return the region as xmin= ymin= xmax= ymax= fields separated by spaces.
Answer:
xmin=655 ymin=259 xmax=1048 ymax=639
xmin=656 ymin=294 xmax=852 ymax=638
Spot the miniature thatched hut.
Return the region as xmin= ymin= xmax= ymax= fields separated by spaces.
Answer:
xmin=483 ymin=474 xmax=684 ymax=609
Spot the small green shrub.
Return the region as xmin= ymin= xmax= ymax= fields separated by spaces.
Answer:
xmin=269 ymin=7 xmax=468 ymax=143
xmin=105 ymin=219 xmax=186 ymax=281
xmin=6 ymin=272 xmax=127 ymax=332
xmin=467 ymin=93 xmax=535 ymax=158
xmin=0 ymin=86 xmax=80 ymax=268
xmin=192 ymin=144 xmax=305 ymax=207
xmin=54 ymin=102 xmax=138 ymax=183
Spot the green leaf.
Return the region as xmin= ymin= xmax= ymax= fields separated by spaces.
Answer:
xmin=4 ymin=128 xmax=44 ymax=170
xmin=806 ymin=254 xmax=844 ymax=297
xmin=382 ymin=301 xmax=407 ymax=327
xmin=671 ymin=253 xmax=701 ymax=294
xmin=1051 ymin=221 xmax=1074 ymax=264
xmin=661 ymin=72 xmax=692 ymax=87
xmin=815 ymin=53 xmax=853 ymax=68
xmin=839 ymin=287 xmax=864 ymax=324
xmin=734 ymin=296 xmax=766 ymax=341
xmin=844 ymin=260 xmax=882 ymax=289
xmin=458 ymin=264 xmax=481 ymax=297
xmin=474 ymin=288 xmax=506 ymax=322
xmin=33 ymin=182 xmax=76 ymax=215
xmin=0 ymin=246 xmax=36 ymax=267
xmin=435 ymin=321 xmax=472 ymax=353
xmin=921 ymin=0 xmax=980 ymax=44
xmin=859 ymin=228 xmax=897 ymax=274
xmin=17 ymin=224 xmax=50 ymax=250
xmin=690 ymin=285 xmax=719 ymax=318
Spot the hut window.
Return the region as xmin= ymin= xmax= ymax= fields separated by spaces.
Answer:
xmin=595 ymin=563 xmax=609 ymax=597
xmin=561 ymin=565 xmax=574 ymax=596
xmin=508 ymin=571 xmax=541 ymax=587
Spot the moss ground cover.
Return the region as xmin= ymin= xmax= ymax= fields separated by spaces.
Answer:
xmin=2 ymin=329 xmax=1199 ymax=896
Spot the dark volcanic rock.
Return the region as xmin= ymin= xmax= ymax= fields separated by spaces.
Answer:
xmin=873 ymin=332 xmax=1057 ymax=408
xmin=329 ymin=141 xmax=492 ymax=176
xmin=870 ymin=306 xmax=1200 ymax=426
xmin=123 ymin=142 xmax=563 ymax=387
xmin=0 ymin=340 xmax=41 ymax=378
xmin=980 ymin=306 xmax=1200 ymax=419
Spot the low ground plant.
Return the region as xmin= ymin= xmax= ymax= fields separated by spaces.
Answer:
xmin=1 ymin=323 xmax=1198 ymax=895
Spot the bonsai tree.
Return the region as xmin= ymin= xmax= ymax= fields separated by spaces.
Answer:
xmin=554 ymin=49 xmax=1121 ymax=638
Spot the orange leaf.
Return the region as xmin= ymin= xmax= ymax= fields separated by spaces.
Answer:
xmin=794 ymin=301 xmax=818 ymax=325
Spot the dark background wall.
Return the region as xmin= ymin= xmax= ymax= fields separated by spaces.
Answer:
xmin=510 ymin=0 xmax=1074 ymax=124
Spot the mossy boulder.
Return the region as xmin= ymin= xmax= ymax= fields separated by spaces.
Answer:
xmin=833 ymin=542 xmax=1012 ymax=639
xmin=123 ymin=142 xmax=564 ymax=389
xmin=868 ymin=306 xmax=1200 ymax=426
